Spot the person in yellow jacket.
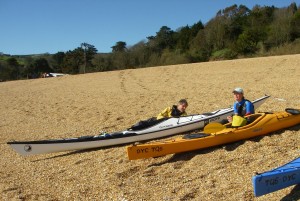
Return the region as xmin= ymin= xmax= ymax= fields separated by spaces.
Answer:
xmin=156 ymin=99 xmax=188 ymax=120
xmin=129 ymin=99 xmax=188 ymax=130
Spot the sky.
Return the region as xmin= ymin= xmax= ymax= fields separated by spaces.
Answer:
xmin=1 ymin=0 xmax=300 ymax=55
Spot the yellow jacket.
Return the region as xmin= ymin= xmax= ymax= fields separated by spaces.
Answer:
xmin=157 ymin=105 xmax=187 ymax=120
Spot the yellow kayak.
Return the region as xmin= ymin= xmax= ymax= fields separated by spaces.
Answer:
xmin=127 ymin=109 xmax=300 ymax=160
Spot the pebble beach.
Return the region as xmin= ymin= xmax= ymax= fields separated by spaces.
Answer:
xmin=1 ymin=54 xmax=300 ymax=200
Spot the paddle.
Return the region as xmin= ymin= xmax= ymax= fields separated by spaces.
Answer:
xmin=203 ymin=122 xmax=226 ymax=134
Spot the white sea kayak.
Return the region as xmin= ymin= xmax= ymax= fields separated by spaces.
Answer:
xmin=7 ymin=95 xmax=270 ymax=156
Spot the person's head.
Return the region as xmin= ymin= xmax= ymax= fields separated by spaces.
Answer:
xmin=232 ymin=87 xmax=244 ymax=102
xmin=177 ymin=99 xmax=188 ymax=113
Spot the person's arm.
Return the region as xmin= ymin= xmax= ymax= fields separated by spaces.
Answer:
xmin=181 ymin=111 xmax=187 ymax=116
xmin=233 ymin=102 xmax=238 ymax=115
xmin=245 ymin=101 xmax=254 ymax=116
xmin=227 ymin=102 xmax=239 ymax=122
xmin=244 ymin=101 xmax=255 ymax=124
xmin=157 ymin=107 xmax=171 ymax=120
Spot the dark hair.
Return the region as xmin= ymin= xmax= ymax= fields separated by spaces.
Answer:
xmin=178 ymin=99 xmax=188 ymax=106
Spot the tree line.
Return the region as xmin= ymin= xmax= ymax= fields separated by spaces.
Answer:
xmin=1 ymin=3 xmax=300 ymax=81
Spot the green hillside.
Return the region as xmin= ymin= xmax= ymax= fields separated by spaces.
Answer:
xmin=1 ymin=3 xmax=300 ymax=81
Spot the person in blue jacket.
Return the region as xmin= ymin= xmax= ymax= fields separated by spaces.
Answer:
xmin=224 ymin=87 xmax=254 ymax=124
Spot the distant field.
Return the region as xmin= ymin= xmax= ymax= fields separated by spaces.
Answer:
xmin=0 ymin=55 xmax=27 ymax=65
xmin=0 ymin=54 xmax=299 ymax=200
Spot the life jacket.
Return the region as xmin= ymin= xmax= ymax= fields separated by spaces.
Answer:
xmin=156 ymin=105 xmax=187 ymax=120
xmin=171 ymin=105 xmax=185 ymax=117
xmin=237 ymin=99 xmax=254 ymax=117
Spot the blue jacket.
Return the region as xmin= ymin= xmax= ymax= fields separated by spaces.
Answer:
xmin=233 ymin=99 xmax=254 ymax=117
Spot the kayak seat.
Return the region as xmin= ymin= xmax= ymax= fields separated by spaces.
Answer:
xmin=285 ymin=108 xmax=300 ymax=115
xmin=201 ymin=110 xmax=220 ymax=116
xmin=110 ymin=132 xmax=137 ymax=138
xmin=202 ymin=112 xmax=215 ymax=116
xmin=129 ymin=117 xmax=167 ymax=131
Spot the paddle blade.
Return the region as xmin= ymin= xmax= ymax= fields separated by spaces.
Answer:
xmin=204 ymin=123 xmax=226 ymax=134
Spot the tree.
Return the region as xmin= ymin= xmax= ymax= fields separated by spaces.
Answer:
xmin=60 ymin=43 xmax=97 ymax=74
xmin=110 ymin=41 xmax=129 ymax=69
xmin=0 ymin=61 xmax=11 ymax=81
xmin=205 ymin=16 xmax=227 ymax=51
xmin=92 ymin=54 xmax=113 ymax=72
xmin=235 ymin=29 xmax=259 ymax=54
xmin=52 ymin=52 xmax=65 ymax=73
xmin=6 ymin=58 xmax=20 ymax=80
xmin=290 ymin=6 xmax=300 ymax=40
xmin=146 ymin=26 xmax=175 ymax=54
xmin=175 ymin=25 xmax=191 ymax=52
xmin=173 ymin=22 xmax=204 ymax=54
xmin=127 ymin=40 xmax=150 ymax=67
xmin=226 ymin=5 xmax=251 ymax=42
xmin=61 ymin=48 xmax=83 ymax=74
xmin=267 ymin=5 xmax=295 ymax=46
xmin=190 ymin=21 xmax=204 ymax=37
xmin=81 ymin=42 xmax=98 ymax=73
xmin=33 ymin=58 xmax=52 ymax=74
xmin=189 ymin=29 xmax=211 ymax=62
xmin=22 ymin=57 xmax=35 ymax=79
xmin=155 ymin=26 xmax=175 ymax=50
xmin=111 ymin=41 xmax=127 ymax=52
xmin=206 ymin=4 xmax=251 ymax=51
xmin=221 ymin=4 xmax=250 ymax=18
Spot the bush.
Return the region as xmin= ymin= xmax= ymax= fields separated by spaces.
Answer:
xmin=159 ymin=50 xmax=191 ymax=65
xmin=211 ymin=48 xmax=238 ymax=60
xmin=262 ymin=38 xmax=300 ymax=56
